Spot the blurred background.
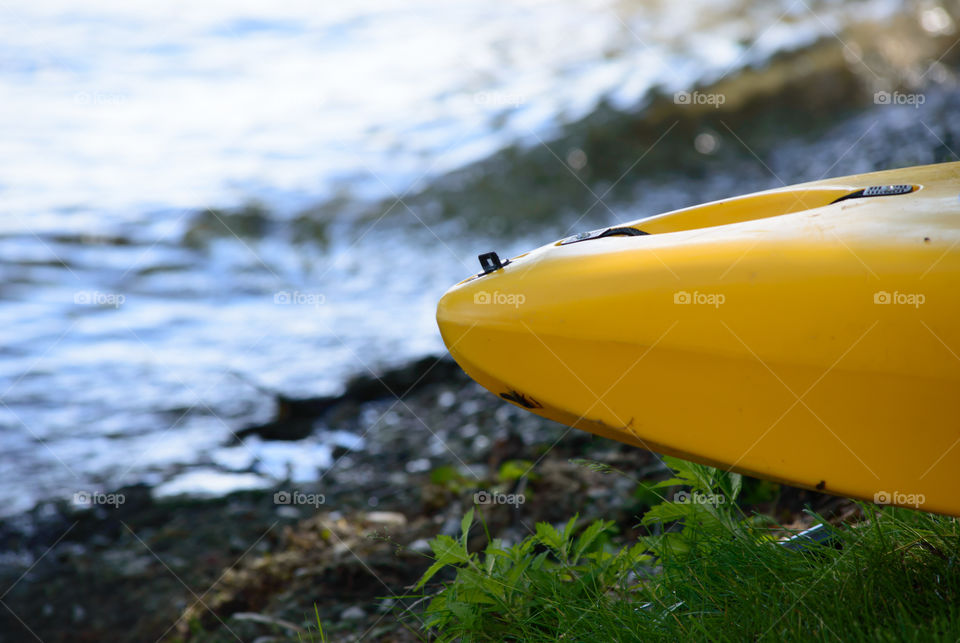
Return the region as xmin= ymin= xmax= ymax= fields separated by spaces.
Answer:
xmin=2 ymin=0 xmax=960 ymax=516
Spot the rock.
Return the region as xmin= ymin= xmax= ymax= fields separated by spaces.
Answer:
xmin=405 ymin=458 xmax=431 ymax=474
xmin=232 ymin=612 xmax=303 ymax=633
xmin=340 ymin=605 xmax=367 ymax=621
xmin=365 ymin=511 xmax=405 ymax=527
xmin=233 ymin=355 xmax=466 ymax=442
xmin=388 ymin=472 xmax=409 ymax=486
xmin=341 ymin=356 xmax=463 ymax=404
xmin=440 ymin=514 xmax=462 ymax=537
xmin=459 ymin=400 xmax=481 ymax=415
xmin=235 ymin=418 xmax=316 ymax=442
xmin=276 ymin=506 xmax=301 ymax=519
xmin=438 ymin=390 xmax=457 ymax=408
xmin=102 ymin=549 xmax=152 ymax=576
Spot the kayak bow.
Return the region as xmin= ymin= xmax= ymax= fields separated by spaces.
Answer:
xmin=437 ymin=161 xmax=960 ymax=515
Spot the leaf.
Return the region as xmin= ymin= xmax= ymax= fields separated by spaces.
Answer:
xmin=460 ymin=507 xmax=475 ymax=547
xmin=728 ymin=472 xmax=743 ymax=501
xmin=430 ymin=465 xmax=463 ymax=485
xmin=633 ymin=481 xmax=665 ymax=507
xmin=498 ymin=460 xmax=535 ymax=482
xmin=641 ymin=499 xmax=694 ymax=526
xmin=535 ymin=522 xmax=564 ymax=552
xmin=624 ymin=542 xmax=652 ymax=565
xmin=562 ymin=514 xmax=579 ymax=543
xmin=662 ymin=456 xmax=717 ymax=492
xmin=652 ymin=477 xmax=690 ymax=489
xmin=569 ymin=458 xmax=617 ymax=475
xmin=505 ymin=555 xmax=536 ymax=589
xmin=483 ymin=540 xmax=505 ymax=574
xmin=415 ymin=559 xmax=450 ymax=590
xmin=430 ymin=535 xmax=470 ymax=565
xmin=446 ymin=600 xmax=477 ymax=628
xmin=573 ymin=520 xmax=611 ymax=563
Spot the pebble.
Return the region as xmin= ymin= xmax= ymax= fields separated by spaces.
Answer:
xmin=459 ymin=400 xmax=481 ymax=415
xmin=440 ymin=514 xmax=462 ymax=536
xmin=276 ymin=506 xmax=301 ymax=519
xmin=495 ymin=406 xmax=516 ymax=424
xmin=405 ymin=458 xmax=431 ymax=473
xmin=102 ymin=550 xmax=153 ymax=576
xmin=472 ymin=435 xmax=491 ymax=453
xmin=340 ymin=606 xmax=367 ymax=621
xmin=428 ymin=439 xmax=449 ymax=456
xmin=438 ymin=390 xmax=457 ymax=408
xmin=365 ymin=511 xmax=406 ymax=527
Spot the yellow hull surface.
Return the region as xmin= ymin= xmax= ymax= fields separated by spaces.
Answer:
xmin=437 ymin=162 xmax=960 ymax=515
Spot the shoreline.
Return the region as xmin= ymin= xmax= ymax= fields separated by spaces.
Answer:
xmin=0 ymin=354 xmax=853 ymax=642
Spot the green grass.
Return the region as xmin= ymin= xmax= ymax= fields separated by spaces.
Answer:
xmin=297 ymin=604 xmax=327 ymax=643
xmin=408 ymin=458 xmax=960 ymax=642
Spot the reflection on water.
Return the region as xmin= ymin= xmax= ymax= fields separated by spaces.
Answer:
xmin=0 ymin=0 xmax=911 ymax=216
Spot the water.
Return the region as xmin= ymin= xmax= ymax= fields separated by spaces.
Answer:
xmin=0 ymin=0 xmax=938 ymax=515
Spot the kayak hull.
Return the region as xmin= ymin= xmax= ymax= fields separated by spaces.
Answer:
xmin=437 ymin=161 xmax=960 ymax=515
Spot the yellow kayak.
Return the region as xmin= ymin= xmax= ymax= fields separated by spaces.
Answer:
xmin=437 ymin=161 xmax=960 ymax=515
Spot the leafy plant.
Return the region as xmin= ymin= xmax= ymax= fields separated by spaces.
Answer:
xmin=639 ymin=455 xmax=747 ymax=558
xmin=409 ymin=458 xmax=960 ymax=642
xmin=413 ymin=507 xmax=648 ymax=641
xmin=411 ymin=456 xmax=747 ymax=640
